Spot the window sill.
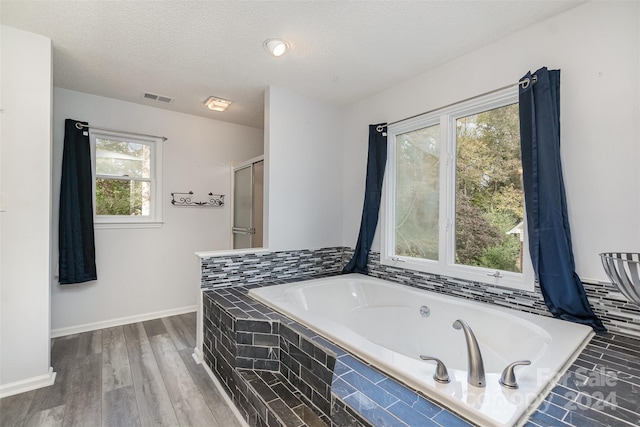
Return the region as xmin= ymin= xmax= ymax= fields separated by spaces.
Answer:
xmin=95 ymin=221 xmax=163 ymax=230
xmin=380 ymin=255 xmax=535 ymax=292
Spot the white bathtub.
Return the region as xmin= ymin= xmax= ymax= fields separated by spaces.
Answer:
xmin=249 ymin=274 xmax=594 ymax=427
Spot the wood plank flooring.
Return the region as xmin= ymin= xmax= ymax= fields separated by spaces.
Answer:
xmin=0 ymin=313 xmax=244 ymax=427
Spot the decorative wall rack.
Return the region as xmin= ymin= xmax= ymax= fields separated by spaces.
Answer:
xmin=171 ymin=191 xmax=225 ymax=207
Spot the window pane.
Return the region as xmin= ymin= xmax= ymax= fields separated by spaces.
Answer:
xmin=96 ymin=139 xmax=151 ymax=178
xmin=395 ymin=124 xmax=440 ymax=260
xmin=455 ymin=103 xmax=523 ymax=272
xmin=96 ymin=178 xmax=151 ymax=216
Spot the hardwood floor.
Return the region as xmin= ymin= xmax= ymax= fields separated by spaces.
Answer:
xmin=0 ymin=313 xmax=244 ymax=427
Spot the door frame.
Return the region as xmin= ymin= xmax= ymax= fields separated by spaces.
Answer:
xmin=231 ymin=155 xmax=264 ymax=248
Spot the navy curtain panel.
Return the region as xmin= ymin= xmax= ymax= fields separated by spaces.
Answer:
xmin=343 ymin=124 xmax=388 ymax=274
xmin=59 ymin=119 xmax=97 ymax=284
xmin=519 ymin=68 xmax=605 ymax=333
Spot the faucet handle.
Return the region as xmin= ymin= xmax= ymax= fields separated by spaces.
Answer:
xmin=499 ymin=360 xmax=531 ymax=389
xmin=420 ymin=355 xmax=451 ymax=384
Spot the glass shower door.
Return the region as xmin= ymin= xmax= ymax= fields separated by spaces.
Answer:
xmin=233 ymin=165 xmax=254 ymax=249
xmin=232 ymin=160 xmax=264 ymax=249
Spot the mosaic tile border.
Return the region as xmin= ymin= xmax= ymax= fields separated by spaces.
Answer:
xmin=582 ymin=281 xmax=640 ymax=338
xmin=201 ymin=247 xmax=343 ymax=290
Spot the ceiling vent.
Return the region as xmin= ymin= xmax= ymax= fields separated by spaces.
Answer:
xmin=142 ymin=92 xmax=173 ymax=104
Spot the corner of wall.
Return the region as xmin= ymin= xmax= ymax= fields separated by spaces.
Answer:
xmin=0 ymin=24 xmax=54 ymax=393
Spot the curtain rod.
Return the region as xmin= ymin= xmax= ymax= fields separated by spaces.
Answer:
xmin=74 ymin=122 xmax=168 ymax=141
xmin=379 ymin=75 xmax=537 ymax=131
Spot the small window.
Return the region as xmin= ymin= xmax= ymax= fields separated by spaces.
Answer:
xmin=382 ymin=88 xmax=533 ymax=291
xmin=91 ymin=131 xmax=163 ymax=228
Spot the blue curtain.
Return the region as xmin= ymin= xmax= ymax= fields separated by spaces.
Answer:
xmin=343 ymin=124 xmax=388 ymax=274
xmin=59 ymin=119 xmax=97 ymax=284
xmin=519 ymin=68 xmax=605 ymax=333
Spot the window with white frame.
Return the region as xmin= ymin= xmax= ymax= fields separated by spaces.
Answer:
xmin=382 ymin=88 xmax=533 ymax=291
xmin=91 ymin=131 xmax=163 ymax=227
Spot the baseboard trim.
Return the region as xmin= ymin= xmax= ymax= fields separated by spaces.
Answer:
xmin=200 ymin=355 xmax=250 ymax=427
xmin=51 ymin=305 xmax=197 ymax=338
xmin=0 ymin=367 xmax=56 ymax=398
xmin=192 ymin=347 xmax=204 ymax=364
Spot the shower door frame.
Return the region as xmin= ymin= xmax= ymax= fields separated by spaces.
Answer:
xmin=231 ymin=155 xmax=264 ymax=249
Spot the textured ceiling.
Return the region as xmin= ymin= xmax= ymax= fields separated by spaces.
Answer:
xmin=1 ymin=0 xmax=585 ymax=129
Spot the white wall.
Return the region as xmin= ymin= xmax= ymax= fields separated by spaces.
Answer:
xmin=51 ymin=88 xmax=263 ymax=334
xmin=342 ymin=0 xmax=640 ymax=282
xmin=264 ymin=86 xmax=344 ymax=251
xmin=0 ymin=25 xmax=54 ymax=396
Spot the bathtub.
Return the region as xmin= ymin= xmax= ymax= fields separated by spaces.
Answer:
xmin=248 ymin=274 xmax=594 ymax=427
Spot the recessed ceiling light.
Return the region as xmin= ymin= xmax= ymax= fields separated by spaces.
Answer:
xmin=204 ymin=96 xmax=231 ymax=112
xmin=263 ymin=38 xmax=289 ymax=57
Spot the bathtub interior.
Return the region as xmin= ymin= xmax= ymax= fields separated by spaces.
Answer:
xmin=281 ymin=277 xmax=551 ymax=373
xmin=345 ymin=305 xmax=550 ymax=373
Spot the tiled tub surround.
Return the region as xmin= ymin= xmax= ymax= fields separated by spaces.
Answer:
xmin=198 ymin=247 xmax=640 ymax=426
xmin=202 ymin=280 xmax=640 ymax=427
xmin=202 ymin=281 xmax=370 ymax=427
xmin=249 ymin=275 xmax=595 ymax=427
xmin=202 ymin=280 xmax=469 ymax=427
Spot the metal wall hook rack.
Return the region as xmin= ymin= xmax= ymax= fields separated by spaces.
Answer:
xmin=171 ymin=191 xmax=225 ymax=207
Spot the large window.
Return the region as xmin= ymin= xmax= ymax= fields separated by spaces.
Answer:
xmin=91 ymin=131 xmax=163 ymax=227
xmin=382 ymin=88 xmax=533 ymax=290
